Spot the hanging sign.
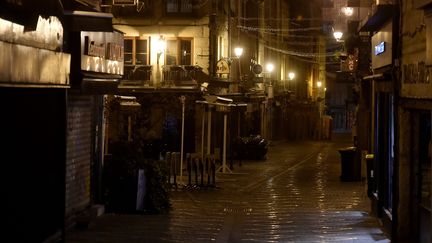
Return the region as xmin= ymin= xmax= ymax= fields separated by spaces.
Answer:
xmin=216 ymin=59 xmax=230 ymax=74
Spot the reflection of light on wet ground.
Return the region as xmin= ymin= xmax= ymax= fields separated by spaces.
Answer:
xmin=66 ymin=140 xmax=390 ymax=243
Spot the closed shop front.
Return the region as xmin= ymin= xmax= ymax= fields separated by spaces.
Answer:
xmin=62 ymin=10 xmax=123 ymax=227
xmin=0 ymin=5 xmax=71 ymax=241
xmin=65 ymin=94 xmax=94 ymax=224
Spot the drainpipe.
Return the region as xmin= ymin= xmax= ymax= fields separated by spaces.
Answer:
xmin=209 ymin=0 xmax=218 ymax=78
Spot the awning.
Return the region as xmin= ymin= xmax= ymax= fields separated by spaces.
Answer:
xmin=362 ymin=73 xmax=392 ymax=81
xmin=62 ymin=10 xmax=113 ymax=32
xmin=80 ymin=77 xmax=120 ymax=94
xmin=71 ymin=71 xmax=122 ymax=94
xmin=358 ymin=5 xmax=394 ymax=32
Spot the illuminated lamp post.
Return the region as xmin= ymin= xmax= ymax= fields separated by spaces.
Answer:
xmin=287 ymin=71 xmax=295 ymax=91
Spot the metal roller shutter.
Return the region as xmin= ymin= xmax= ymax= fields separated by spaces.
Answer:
xmin=65 ymin=94 xmax=93 ymax=222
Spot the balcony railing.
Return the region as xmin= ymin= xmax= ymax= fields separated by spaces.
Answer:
xmin=119 ymin=64 xmax=204 ymax=89
xmin=120 ymin=65 xmax=152 ymax=87
xmin=161 ymin=65 xmax=199 ymax=88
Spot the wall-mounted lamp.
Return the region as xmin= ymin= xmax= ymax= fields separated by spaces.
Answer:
xmin=156 ymin=35 xmax=166 ymax=64
xmin=156 ymin=35 xmax=166 ymax=54
xmin=317 ymin=81 xmax=322 ymax=88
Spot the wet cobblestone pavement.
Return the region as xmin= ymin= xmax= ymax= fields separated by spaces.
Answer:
xmin=66 ymin=134 xmax=390 ymax=243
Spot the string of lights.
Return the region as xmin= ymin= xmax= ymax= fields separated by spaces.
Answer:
xmin=264 ymin=44 xmax=338 ymax=58
xmin=236 ymin=17 xmax=324 ymax=21
xmin=237 ymin=25 xmax=324 ymax=33
xmin=232 ymin=24 xmax=336 ymax=39
xmin=238 ymin=28 xmax=343 ymax=58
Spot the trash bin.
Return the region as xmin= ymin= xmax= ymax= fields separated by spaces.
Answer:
xmin=338 ymin=147 xmax=361 ymax=182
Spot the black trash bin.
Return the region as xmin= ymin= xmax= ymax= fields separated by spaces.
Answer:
xmin=338 ymin=147 xmax=361 ymax=182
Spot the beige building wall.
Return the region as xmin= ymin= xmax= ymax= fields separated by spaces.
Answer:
xmin=113 ymin=18 xmax=211 ymax=85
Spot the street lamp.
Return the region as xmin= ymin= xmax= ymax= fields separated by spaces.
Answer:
xmin=265 ymin=63 xmax=274 ymax=99
xmin=234 ymin=47 xmax=243 ymax=58
xmin=287 ymin=71 xmax=295 ymax=91
xmin=288 ymin=72 xmax=295 ymax=80
xmin=342 ymin=7 xmax=354 ymax=16
xmin=266 ymin=63 xmax=274 ymax=73
xmin=234 ymin=47 xmax=243 ymax=85
xmin=333 ymin=31 xmax=343 ymax=41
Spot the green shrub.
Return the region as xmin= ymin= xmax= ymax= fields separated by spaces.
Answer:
xmin=104 ymin=141 xmax=171 ymax=214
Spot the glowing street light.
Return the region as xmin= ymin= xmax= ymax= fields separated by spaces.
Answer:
xmin=234 ymin=47 xmax=243 ymax=58
xmin=333 ymin=31 xmax=343 ymax=41
xmin=234 ymin=47 xmax=244 ymax=84
xmin=266 ymin=63 xmax=274 ymax=73
xmin=342 ymin=7 xmax=354 ymax=16
xmin=288 ymin=72 xmax=295 ymax=80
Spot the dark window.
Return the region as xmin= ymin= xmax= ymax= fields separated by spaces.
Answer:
xmin=124 ymin=37 xmax=149 ymax=65
xmin=347 ymin=0 xmax=360 ymax=7
xmin=135 ymin=39 xmax=148 ymax=65
xmin=124 ymin=39 xmax=133 ymax=65
xmin=180 ymin=40 xmax=192 ymax=65
xmin=322 ymin=0 xmax=334 ymax=8
xmin=166 ymin=0 xmax=192 ymax=13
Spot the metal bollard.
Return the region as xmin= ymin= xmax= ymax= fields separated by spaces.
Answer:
xmin=211 ymin=154 xmax=216 ymax=187
xmin=206 ymin=156 xmax=211 ymax=186
xmin=186 ymin=153 xmax=192 ymax=186
xmin=166 ymin=152 xmax=171 ymax=185
xmin=193 ymin=157 xmax=199 ymax=186
xmin=198 ymin=157 xmax=204 ymax=186
xmin=172 ymin=152 xmax=178 ymax=188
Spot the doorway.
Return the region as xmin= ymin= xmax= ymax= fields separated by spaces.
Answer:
xmin=417 ymin=111 xmax=431 ymax=243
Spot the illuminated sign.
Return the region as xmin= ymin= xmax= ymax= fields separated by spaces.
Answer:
xmin=216 ymin=59 xmax=230 ymax=74
xmin=81 ymin=32 xmax=124 ymax=75
xmin=374 ymin=42 xmax=386 ymax=56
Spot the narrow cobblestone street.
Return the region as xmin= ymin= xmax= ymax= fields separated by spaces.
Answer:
xmin=66 ymin=133 xmax=390 ymax=243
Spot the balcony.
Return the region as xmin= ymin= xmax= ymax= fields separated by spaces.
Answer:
xmin=119 ymin=64 xmax=206 ymax=91
xmin=120 ymin=65 xmax=152 ymax=87
xmin=105 ymin=0 xmax=209 ymax=19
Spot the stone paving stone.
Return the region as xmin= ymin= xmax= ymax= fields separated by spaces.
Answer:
xmin=66 ymin=134 xmax=390 ymax=243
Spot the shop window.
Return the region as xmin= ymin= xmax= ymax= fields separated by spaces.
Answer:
xmin=165 ymin=38 xmax=192 ymax=65
xmin=124 ymin=37 xmax=149 ymax=65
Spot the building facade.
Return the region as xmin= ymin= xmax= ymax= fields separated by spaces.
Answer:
xmin=357 ymin=0 xmax=432 ymax=241
xmin=0 ymin=1 xmax=70 ymax=242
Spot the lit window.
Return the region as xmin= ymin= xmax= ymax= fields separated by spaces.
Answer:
xmin=165 ymin=38 xmax=192 ymax=65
